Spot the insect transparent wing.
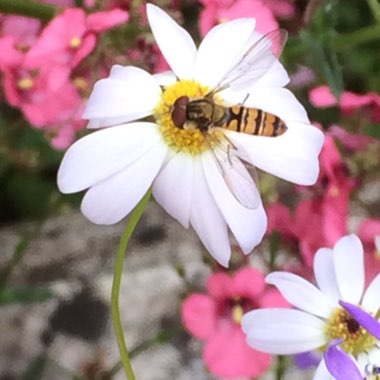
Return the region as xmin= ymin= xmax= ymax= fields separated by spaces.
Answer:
xmin=210 ymin=29 xmax=288 ymax=95
xmin=211 ymin=142 xmax=260 ymax=209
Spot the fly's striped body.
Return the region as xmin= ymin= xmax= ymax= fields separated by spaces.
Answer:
xmin=172 ymin=97 xmax=287 ymax=137
xmin=225 ymin=105 xmax=287 ymax=137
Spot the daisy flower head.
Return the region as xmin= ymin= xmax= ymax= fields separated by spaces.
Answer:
xmin=57 ymin=4 xmax=324 ymax=267
xmin=242 ymin=234 xmax=380 ymax=379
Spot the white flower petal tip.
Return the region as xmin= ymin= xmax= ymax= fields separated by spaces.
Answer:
xmin=82 ymin=66 xmax=161 ymax=128
xmin=226 ymin=124 xmax=324 ymax=187
xmin=200 ymin=152 xmax=267 ymax=255
xmin=333 ymin=234 xmax=364 ymax=304
xmin=242 ymin=309 xmax=326 ymax=355
xmin=266 ymin=272 xmax=335 ymax=318
xmin=194 ymin=18 xmax=256 ymax=88
xmin=146 ymin=4 xmax=196 ymax=79
xmin=80 ymin=142 xmax=167 ymax=225
xmin=57 ymin=122 xmax=160 ymax=194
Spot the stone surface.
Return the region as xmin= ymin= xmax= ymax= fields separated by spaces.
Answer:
xmin=0 ymin=201 xmax=312 ymax=379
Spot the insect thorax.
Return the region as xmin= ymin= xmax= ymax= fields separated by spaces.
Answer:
xmin=186 ymin=98 xmax=227 ymax=131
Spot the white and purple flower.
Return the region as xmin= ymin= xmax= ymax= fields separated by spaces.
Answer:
xmin=242 ymin=234 xmax=380 ymax=379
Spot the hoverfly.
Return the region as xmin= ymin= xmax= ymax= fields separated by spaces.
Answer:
xmin=171 ymin=29 xmax=288 ymax=209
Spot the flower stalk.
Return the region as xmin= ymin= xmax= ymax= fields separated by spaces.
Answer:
xmin=0 ymin=0 xmax=57 ymax=22
xmin=111 ymin=189 xmax=151 ymax=380
xmin=367 ymin=0 xmax=380 ymax=23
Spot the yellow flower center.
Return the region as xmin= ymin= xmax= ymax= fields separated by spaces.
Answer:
xmin=17 ymin=78 xmax=34 ymax=90
xmin=325 ymin=307 xmax=376 ymax=356
xmin=154 ymin=79 xmax=224 ymax=155
xmin=231 ymin=304 xmax=244 ymax=324
xmin=329 ymin=185 xmax=340 ymax=197
xmin=70 ymin=36 xmax=82 ymax=49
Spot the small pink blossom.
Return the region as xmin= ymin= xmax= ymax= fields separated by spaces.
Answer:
xmin=25 ymin=7 xmax=129 ymax=70
xmin=0 ymin=15 xmax=41 ymax=47
xmin=309 ymin=85 xmax=380 ymax=122
xmin=328 ymin=125 xmax=373 ymax=152
xmin=266 ymin=0 xmax=295 ymax=19
xmin=199 ymin=0 xmax=278 ymax=37
xmin=182 ymin=268 xmax=288 ymax=378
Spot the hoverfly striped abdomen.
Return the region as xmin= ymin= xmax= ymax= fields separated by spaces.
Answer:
xmin=225 ymin=105 xmax=287 ymax=137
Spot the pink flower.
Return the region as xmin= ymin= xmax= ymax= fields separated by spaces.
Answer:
xmin=0 ymin=15 xmax=41 ymax=47
xmin=199 ymin=0 xmax=278 ymax=37
xmin=265 ymin=0 xmax=295 ymax=19
xmin=309 ymin=85 xmax=380 ymax=122
xmin=182 ymin=268 xmax=288 ymax=378
xmin=296 ymin=135 xmax=355 ymax=266
xmin=358 ymin=219 xmax=380 ymax=284
xmin=328 ymin=125 xmax=373 ymax=152
xmin=25 ymin=7 xmax=129 ymax=70
xmin=268 ymin=134 xmax=356 ymax=268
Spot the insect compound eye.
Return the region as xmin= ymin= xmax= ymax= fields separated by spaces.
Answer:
xmin=171 ymin=96 xmax=189 ymax=128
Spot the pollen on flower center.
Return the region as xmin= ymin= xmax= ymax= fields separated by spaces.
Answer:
xmin=17 ymin=78 xmax=34 ymax=90
xmin=232 ymin=304 xmax=244 ymax=324
xmin=325 ymin=307 xmax=377 ymax=355
xmin=154 ymin=79 xmax=224 ymax=155
xmin=70 ymin=36 xmax=82 ymax=48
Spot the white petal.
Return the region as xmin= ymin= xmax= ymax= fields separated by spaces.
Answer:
xmin=362 ymin=273 xmax=380 ymax=312
xmin=146 ymin=4 xmax=196 ymax=79
xmin=81 ymin=142 xmax=167 ymax=224
xmin=242 ymin=309 xmax=326 ymax=354
xmin=153 ymin=70 xmax=177 ymax=87
xmin=226 ymin=123 xmax=324 ymax=185
xmin=266 ymin=272 xmax=335 ymax=318
xmin=58 ymin=122 xmax=160 ymax=193
xmin=83 ymin=66 xmax=161 ymax=128
xmin=194 ymin=18 xmax=255 ymax=88
xmin=368 ymin=348 xmax=380 ymax=363
xmin=314 ymin=248 xmax=341 ymax=305
xmin=190 ymin=159 xmax=231 ymax=267
xmin=201 ymin=152 xmax=267 ymax=254
xmin=333 ymin=234 xmax=365 ymax=304
xmin=250 ymin=60 xmax=290 ymax=88
xmin=249 ymin=88 xmax=309 ymax=124
xmin=313 ymin=360 xmax=335 ymax=380
xmin=152 ymin=152 xmax=193 ymax=228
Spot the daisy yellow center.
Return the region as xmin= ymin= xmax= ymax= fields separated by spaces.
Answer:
xmin=154 ymin=79 xmax=224 ymax=155
xmin=325 ymin=307 xmax=376 ymax=356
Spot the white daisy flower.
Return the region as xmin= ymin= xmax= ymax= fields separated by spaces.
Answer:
xmin=242 ymin=234 xmax=380 ymax=379
xmin=57 ymin=4 xmax=324 ymax=267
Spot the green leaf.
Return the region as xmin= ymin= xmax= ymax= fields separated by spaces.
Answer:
xmin=364 ymin=124 xmax=380 ymax=138
xmin=0 ymin=286 xmax=55 ymax=305
xmin=301 ymin=32 xmax=344 ymax=99
xmin=22 ymin=354 xmax=48 ymax=380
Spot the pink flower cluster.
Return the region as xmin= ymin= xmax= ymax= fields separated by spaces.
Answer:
xmin=182 ymin=268 xmax=288 ymax=378
xmin=0 ymin=6 xmax=129 ymax=148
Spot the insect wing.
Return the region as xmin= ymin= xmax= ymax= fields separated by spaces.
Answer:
xmin=210 ymin=29 xmax=288 ymax=95
xmin=212 ymin=144 xmax=260 ymax=209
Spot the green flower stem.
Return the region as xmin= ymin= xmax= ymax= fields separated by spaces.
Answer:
xmin=332 ymin=24 xmax=380 ymax=49
xmin=0 ymin=0 xmax=57 ymax=22
xmin=111 ymin=190 xmax=151 ymax=380
xmin=367 ymin=0 xmax=380 ymax=23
